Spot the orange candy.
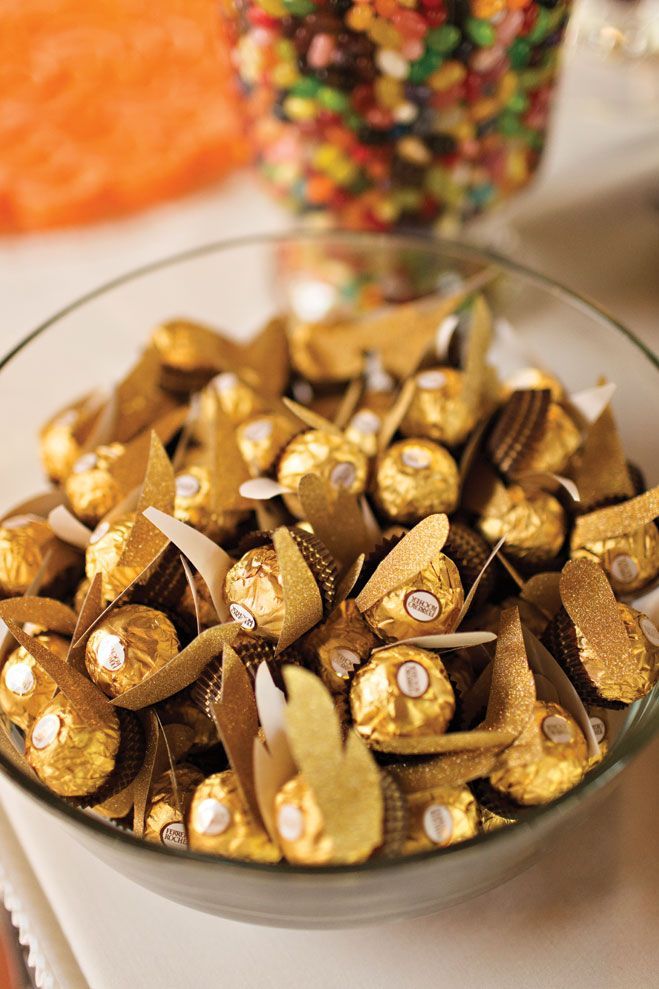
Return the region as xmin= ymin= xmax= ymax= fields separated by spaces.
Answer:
xmin=0 ymin=1 xmax=248 ymax=231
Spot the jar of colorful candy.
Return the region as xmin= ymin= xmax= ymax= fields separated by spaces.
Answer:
xmin=225 ymin=0 xmax=573 ymax=231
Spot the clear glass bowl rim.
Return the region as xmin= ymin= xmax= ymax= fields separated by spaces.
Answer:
xmin=0 ymin=228 xmax=657 ymax=877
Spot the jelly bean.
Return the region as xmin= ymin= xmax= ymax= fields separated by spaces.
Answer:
xmin=426 ymin=25 xmax=461 ymax=54
xmin=307 ymin=34 xmax=336 ymax=69
xmin=466 ymin=18 xmax=496 ymax=48
xmin=376 ymin=48 xmax=410 ymax=80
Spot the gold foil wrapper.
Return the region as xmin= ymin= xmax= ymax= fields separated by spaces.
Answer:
xmin=188 ymin=770 xmax=280 ymax=861
xmin=156 ymin=690 xmax=218 ymax=753
xmin=362 ymin=552 xmax=464 ymax=642
xmin=210 ymin=372 xmax=265 ymax=425
xmin=489 ymin=701 xmax=587 ymax=806
xmin=274 ymin=773 xmax=339 ymax=865
xmin=26 ymin=694 xmax=120 ymax=798
xmin=403 ymin=785 xmax=479 ymax=854
xmin=570 ymin=522 xmax=659 ymax=596
xmin=174 ymin=464 xmax=246 ymax=542
xmin=0 ymin=518 xmax=78 ymax=598
xmin=517 ymin=403 xmax=581 ymax=476
xmin=350 ymin=645 xmax=456 ymax=752
xmin=151 ymin=320 xmax=226 ymax=392
xmin=574 ymin=603 xmax=659 ymax=706
xmin=85 ymin=604 xmax=180 ymax=698
xmin=224 ymin=546 xmax=285 ymax=640
xmin=39 ymin=396 xmax=98 ymax=484
xmin=236 ymin=414 xmax=299 ymax=477
xmin=277 ymin=429 xmax=368 ymax=517
xmin=85 ymin=513 xmax=136 ymax=603
xmin=478 ymin=485 xmax=566 ymax=566
xmin=144 ymin=764 xmax=204 ymax=848
xmin=502 ymin=368 xmax=564 ymax=403
xmin=0 ymin=633 xmax=70 ymax=732
xmin=64 ymin=443 xmax=125 ymax=525
xmin=401 ymin=368 xmax=479 ymax=448
xmin=374 ymin=439 xmax=459 ymax=523
xmin=304 ymin=599 xmax=378 ymax=695
xmin=480 ymin=806 xmax=518 ymax=832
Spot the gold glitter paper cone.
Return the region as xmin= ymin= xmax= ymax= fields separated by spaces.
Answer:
xmin=572 ymin=404 xmax=634 ymax=512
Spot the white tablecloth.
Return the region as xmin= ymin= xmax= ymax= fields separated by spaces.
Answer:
xmin=0 ymin=43 xmax=658 ymax=989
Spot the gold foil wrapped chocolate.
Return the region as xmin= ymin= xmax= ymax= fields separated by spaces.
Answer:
xmin=276 ymin=429 xmax=368 ymax=517
xmin=26 ymin=694 xmax=121 ymax=799
xmin=586 ymin=709 xmax=609 ymax=770
xmin=236 ymin=413 xmax=300 ymax=477
xmin=480 ymin=806 xmax=518 ymax=832
xmin=224 ymin=546 xmax=285 ymax=639
xmin=488 ymin=389 xmax=581 ymax=479
xmin=0 ymin=632 xmax=70 ymax=732
xmin=85 ymin=604 xmax=180 ymax=698
xmin=273 ymin=773 xmax=338 ymax=865
xmin=39 ymin=395 xmax=101 ymax=484
xmin=303 ymin=599 xmax=378 ymax=694
xmin=151 ymin=320 xmax=225 ymax=393
xmin=210 ymin=372 xmax=265 ymax=425
xmin=502 ymin=368 xmax=564 ymax=403
xmin=488 ymin=701 xmax=587 ymax=806
xmin=65 ymin=443 xmax=125 ymax=525
xmin=374 ymin=439 xmax=459 ymax=523
xmin=144 ymin=764 xmax=204 ymax=848
xmin=85 ymin=513 xmax=136 ymax=603
xmin=188 ymin=770 xmax=280 ymax=861
xmin=403 ymin=785 xmax=479 ymax=854
xmin=400 ymin=368 xmax=479 ymax=448
xmin=362 ymin=551 xmax=464 ymax=643
xmin=477 ymin=485 xmax=566 ymax=567
xmin=344 ymin=407 xmax=386 ymax=459
xmin=0 ymin=517 xmax=79 ymax=598
xmin=174 ymin=464 xmax=245 ymax=542
xmin=350 ymin=645 xmax=456 ymax=753
xmin=571 ymin=523 xmax=659 ymax=596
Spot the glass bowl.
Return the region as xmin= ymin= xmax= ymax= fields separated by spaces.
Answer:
xmin=0 ymin=232 xmax=657 ymax=929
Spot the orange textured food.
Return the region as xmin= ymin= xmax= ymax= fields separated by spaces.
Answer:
xmin=0 ymin=1 xmax=248 ymax=231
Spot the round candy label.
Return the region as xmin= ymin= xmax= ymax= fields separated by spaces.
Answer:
xmin=422 ymin=804 xmax=453 ymax=846
xmin=329 ymin=647 xmax=360 ymax=678
xmin=160 ymin=821 xmax=188 ymax=849
xmin=330 ymin=461 xmax=356 ymax=489
xmin=32 ymin=713 xmax=61 ymax=750
xmin=589 ymin=716 xmax=606 ymax=744
xmin=542 ymin=714 xmax=573 ymax=745
xmin=404 ymin=590 xmax=440 ymax=623
xmin=243 ymin=418 xmax=272 ymax=442
xmin=610 ymin=554 xmax=639 ymax=585
xmin=5 ymin=662 xmax=35 ymax=697
xmin=214 ymin=372 xmax=238 ymax=393
xmin=277 ymin=803 xmax=304 ymax=843
xmin=175 ymin=473 xmax=201 ymax=499
xmin=229 ymin=603 xmax=257 ymax=631
xmin=96 ymin=634 xmax=126 ymax=672
xmin=417 ymin=370 xmax=447 ymax=391
xmin=195 ymin=798 xmax=231 ymax=837
xmin=396 ymin=661 xmax=430 ymax=699
xmin=89 ymin=521 xmax=110 ymax=545
xmin=73 ymin=452 xmax=98 ymax=474
xmin=350 ymin=410 xmax=381 ymax=435
xmin=401 ymin=447 xmax=431 ymax=470
xmin=639 ymin=616 xmax=659 ymax=647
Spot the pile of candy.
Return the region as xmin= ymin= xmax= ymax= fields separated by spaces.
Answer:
xmin=0 ymin=283 xmax=657 ymax=867
xmin=230 ymin=0 xmax=573 ymax=229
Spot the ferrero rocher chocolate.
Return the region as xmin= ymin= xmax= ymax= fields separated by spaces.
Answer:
xmin=374 ymin=439 xmax=459 ymax=523
xmin=151 ymin=320 xmax=225 ymax=393
xmin=26 ymin=694 xmax=120 ymax=798
xmin=502 ymin=368 xmax=564 ymax=403
xmin=488 ymin=701 xmax=587 ymax=806
xmin=85 ymin=604 xmax=180 ymax=697
xmin=0 ymin=517 xmax=79 ymax=598
xmin=303 ymin=599 xmax=378 ymax=694
xmin=545 ymin=602 xmax=659 ymax=708
xmin=403 ymin=785 xmax=479 ymax=854
xmin=210 ymin=372 xmax=265 ymax=425
xmin=39 ymin=396 xmax=99 ymax=484
xmin=0 ymin=633 xmax=70 ymax=731
xmin=174 ymin=464 xmax=245 ymax=542
xmin=188 ymin=770 xmax=280 ymax=861
xmin=277 ymin=429 xmax=369 ymax=516
xmin=400 ymin=368 xmax=479 ymax=447
xmin=144 ymin=765 xmax=204 ymax=848
xmin=236 ymin=414 xmax=299 ymax=477
xmin=480 ymin=807 xmax=518 ymax=832
xmin=64 ymin=443 xmax=125 ymax=525
xmin=85 ymin=513 xmax=136 ymax=602
xmin=570 ymin=522 xmax=659 ymax=596
xmin=361 ymin=552 xmax=464 ymax=642
xmin=350 ymin=645 xmax=456 ymax=752
xmin=344 ymin=407 xmax=385 ymax=459
xmin=274 ymin=773 xmax=336 ymax=865
xmin=489 ymin=389 xmax=581 ymax=479
xmin=586 ymin=709 xmax=609 ymax=770
xmin=224 ymin=546 xmax=285 ymax=639
xmin=477 ymin=485 xmax=566 ymax=566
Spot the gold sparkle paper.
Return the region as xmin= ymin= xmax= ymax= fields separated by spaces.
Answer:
xmin=111 ymin=622 xmax=239 ymax=710
xmin=67 ymin=573 xmax=104 ymax=672
xmin=4 ymin=620 xmax=116 ymax=731
xmin=572 ymin=403 xmax=633 ymax=509
xmin=283 ymin=666 xmax=383 ymax=863
xmin=0 ymin=597 xmax=77 ymax=640
xmin=273 ymin=527 xmax=324 ymax=654
xmin=108 ymin=406 xmax=187 ymax=496
xmin=111 ymin=347 xmax=179 ymax=443
xmin=461 ymin=295 xmax=492 ymax=414
xmin=376 ymin=378 xmax=416 ymax=453
xmin=520 ymin=572 xmax=562 ymax=623
xmin=298 ymin=474 xmax=373 ymax=570
xmin=356 ymin=514 xmax=450 ymax=614
xmin=239 ymin=316 xmax=290 ymax=399
xmin=559 ymin=559 xmax=631 ymax=678
xmin=281 ymin=397 xmax=343 ymax=435
xmin=572 ymin=486 xmax=659 ymax=545
xmin=203 ymin=389 xmax=252 ymax=513
xmin=132 ymin=712 xmax=194 ymax=836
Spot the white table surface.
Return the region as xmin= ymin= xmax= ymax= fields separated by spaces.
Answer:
xmin=0 ymin=42 xmax=658 ymax=989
